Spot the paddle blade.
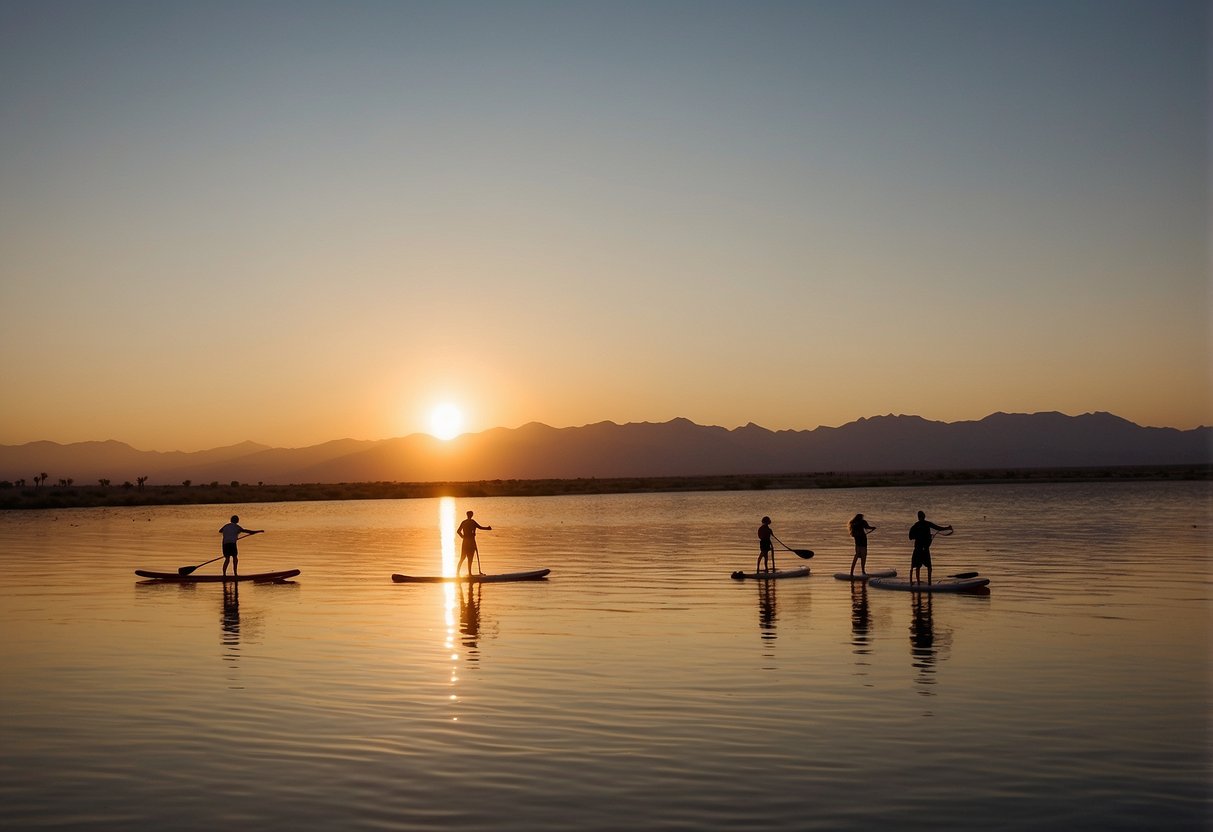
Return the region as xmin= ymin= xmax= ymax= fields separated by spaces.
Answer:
xmin=949 ymin=571 xmax=979 ymax=579
xmin=793 ymin=549 xmax=814 ymax=559
xmin=177 ymin=565 xmax=198 ymax=576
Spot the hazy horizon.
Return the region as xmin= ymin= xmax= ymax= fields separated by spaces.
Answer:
xmin=3 ymin=408 xmax=1207 ymax=455
xmin=3 ymin=1 xmax=1209 ymax=450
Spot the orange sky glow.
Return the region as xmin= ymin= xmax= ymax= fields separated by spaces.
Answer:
xmin=1 ymin=3 xmax=1208 ymax=451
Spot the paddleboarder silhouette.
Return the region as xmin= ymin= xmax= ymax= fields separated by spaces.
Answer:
xmin=219 ymin=515 xmax=263 ymax=577
xmin=456 ymin=510 xmax=492 ymax=577
xmin=908 ymin=511 xmax=952 ymax=584
xmin=757 ymin=516 xmax=775 ymax=573
xmin=848 ymin=513 xmax=877 ymax=576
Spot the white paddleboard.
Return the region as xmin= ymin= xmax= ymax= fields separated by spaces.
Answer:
xmin=730 ymin=566 xmax=810 ymax=580
xmin=868 ymin=575 xmax=989 ymax=593
xmin=833 ymin=569 xmax=897 ymax=581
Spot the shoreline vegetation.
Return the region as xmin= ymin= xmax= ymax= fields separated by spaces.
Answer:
xmin=1 ymin=465 xmax=1208 ymax=510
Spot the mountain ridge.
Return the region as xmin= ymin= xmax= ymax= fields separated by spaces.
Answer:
xmin=1 ymin=412 xmax=1208 ymax=485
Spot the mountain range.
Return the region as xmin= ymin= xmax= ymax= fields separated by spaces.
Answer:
xmin=1 ymin=412 xmax=1209 ymax=486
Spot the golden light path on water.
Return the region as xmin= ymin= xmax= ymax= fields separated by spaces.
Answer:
xmin=0 ymin=483 xmax=1208 ymax=831
xmin=440 ymin=497 xmax=461 ymax=720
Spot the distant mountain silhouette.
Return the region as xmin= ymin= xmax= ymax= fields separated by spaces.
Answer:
xmin=1 ymin=412 xmax=1208 ymax=486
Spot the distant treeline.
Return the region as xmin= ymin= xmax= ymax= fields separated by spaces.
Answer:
xmin=0 ymin=465 xmax=1208 ymax=510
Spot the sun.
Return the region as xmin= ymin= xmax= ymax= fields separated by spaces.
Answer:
xmin=429 ymin=403 xmax=464 ymax=441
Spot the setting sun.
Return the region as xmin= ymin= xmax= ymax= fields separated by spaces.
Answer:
xmin=430 ymin=403 xmax=464 ymax=441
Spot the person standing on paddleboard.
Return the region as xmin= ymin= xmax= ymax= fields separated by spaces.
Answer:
xmin=848 ymin=514 xmax=876 ymax=576
xmin=757 ymin=516 xmax=776 ymax=573
xmin=908 ymin=511 xmax=951 ymax=585
xmin=456 ymin=510 xmax=492 ymax=577
xmin=219 ymin=515 xmax=263 ymax=578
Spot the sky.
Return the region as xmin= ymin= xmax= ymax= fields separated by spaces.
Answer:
xmin=1 ymin=0 xmax=1209 ymax=451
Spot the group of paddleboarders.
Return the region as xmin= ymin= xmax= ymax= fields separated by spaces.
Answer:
xmin=223 ymin=506 xmax=950 ymax=582
xmin=759 ymin=511 xmax=953 ymax=583
xmin=217 ymin=510 xmax=493 ymax=579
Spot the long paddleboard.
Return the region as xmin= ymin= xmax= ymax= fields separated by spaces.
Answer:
xmin=833 ymin=569 xmax=897 ymax=581
xmin=391 ymin=569 xmax=551 ymax=583
xmin=730 ymin=566 xmax=810 ymax=580
xmin=135 ymin=569 xmax=300 ymax=583
xmin=868 ymin=575 xmax=989 ymax=593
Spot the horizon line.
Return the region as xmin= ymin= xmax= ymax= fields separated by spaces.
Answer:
xmin=3 ymin=409 xmax=1209 ymax=455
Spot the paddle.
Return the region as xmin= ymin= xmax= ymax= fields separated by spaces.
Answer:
xmin=948 ymin=571 xmax=979 ymax=579
xmin=772 ymin=534 xmax=814 ymax=559
xmin=177 ymin=532 xmax=261 ymax=576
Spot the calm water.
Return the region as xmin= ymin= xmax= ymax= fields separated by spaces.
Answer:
xmin=0 ymin=481 xmax=1209 ymax=831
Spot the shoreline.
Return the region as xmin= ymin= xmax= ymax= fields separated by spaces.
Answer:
xmin=1 ymin=465 xmax=1207 ymax=510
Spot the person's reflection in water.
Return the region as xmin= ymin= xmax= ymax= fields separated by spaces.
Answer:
xmin=850 ymin=583 xmax=873 ymax=680
xmin=221 ymin=583 xmax=242 ymax=688
xmin=907 ymin=593 xmax=951 ymax=714
xmin=459 ymin=582 xmax=482 ymax=663
xmin=221 ymin=583 xmax=241 ymax=650
xmin=756 ymin=581 xmax=778 ymax=666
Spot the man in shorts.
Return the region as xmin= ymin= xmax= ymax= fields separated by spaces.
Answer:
xmin=219 ymin=515 xmax=263 ymax=577
xmin=908 ymin=511 xmax=951 ymax=584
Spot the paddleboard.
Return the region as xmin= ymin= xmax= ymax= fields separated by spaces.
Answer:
xmin=391 ymin=569 xmax=551 ymax=583
xmin=135 ymin=569 xmax=300 ymax=583
xmin=730 ymin=566 xmax=810 ymax=580
xmin=868 ymin=575 xmax=989 ymax=593
xmin=833 ymin=569 xmax=897 ymax=581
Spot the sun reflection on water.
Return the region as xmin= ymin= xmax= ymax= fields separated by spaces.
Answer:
xmin=439 ymin=497 xmax=460 ymax=719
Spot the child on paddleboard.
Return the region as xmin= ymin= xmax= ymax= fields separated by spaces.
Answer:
xmin=757 ymin=516 xmax=775 ymax=573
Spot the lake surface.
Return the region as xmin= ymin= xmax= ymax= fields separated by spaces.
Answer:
xmin=0 ymin=481 xmax=1209 ymax=831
